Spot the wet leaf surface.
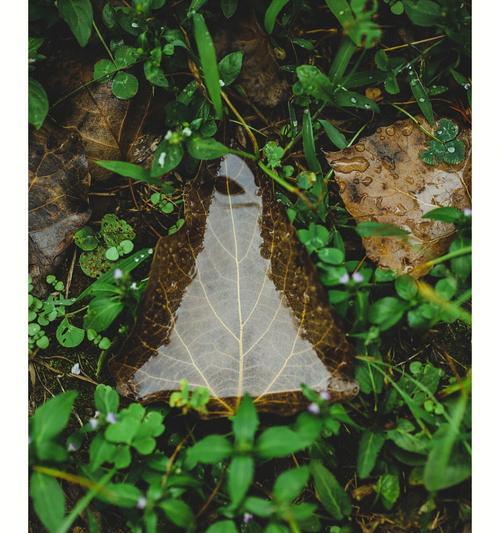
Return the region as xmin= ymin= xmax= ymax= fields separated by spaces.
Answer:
xmin=41 ymin=47 xmax=157 ymax=181
xmin=214 ymin=7 xmax=288 ymax=108
xmin=112 ymin=156 xmax=357 ymax=416
xmin=29 ymin=121 xmax=91 ymax=291
xmin=325 ymin=118 xmax=471 ymax=276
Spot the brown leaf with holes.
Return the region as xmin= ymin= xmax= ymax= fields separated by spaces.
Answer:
xmin=214 ymin=7 xmax=288 ymax=108
xmin=41 ymin=47 xmax=154 ymax=181
xmin=325 ymin=118 xmax=471 ymax=277
xmin=112 ymin=155 xmax=357 ymax=416
xmin=29 ymin=121 xmax=91 ymax=291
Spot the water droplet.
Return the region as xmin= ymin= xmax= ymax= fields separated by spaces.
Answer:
xmin=418 ymin=97 xmax=425 ymax=102
xmin=339 ymin=10 xmax=345 ymax=15
xmin=464 ymin=83 xmax=471 ymax=90
xmin=364 ymin=103 xmax=370 ymax=109
xmin=350 ymin=97 xmax=357 ymax=103
xmin=437 ymin=130 xmax=442 ymax=135
xmin=447 ymin=146 xmax=456 ymax=153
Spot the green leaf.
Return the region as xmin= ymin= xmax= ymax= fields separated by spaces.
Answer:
xmin=356 ymin=221 xmax=409 ymax=237
xmin=219 ymin=51 xmax=244 ymax=86
xmin=95 ymin=160 xmax=150 ymax=181
xmin=423 ymin=207 xmax=463 ymax=223
xmin=206 ymin=521 xmax=238 ymax=533
xmin=94 ymin=384 xmax=119 ymax=415
xmin=29 ymin=78 xmax=49 ymax=129
xmin=442 ymin=139 xmax=465 ymax=165
xmin=56 ymin=318 xmax=85 ymax=348
xmin=30 ymin=472 xmax=66 ymax=532
xmin=434 ymin=119 xmax=459 ymax=142
xmin=302 ymin=109 xmax=322 ymax=174
xmin=32 ymin=391 xmax=78 ymax=443
xmin=402 ymin=0 xmax=443 ymax=27
xmin=228 ymin=456 xmax=254 ymax=507
xmin=375 ymin=474 xmax=400 ymax=510
xmin=74 ymin=226 xmax=98 ymax=251
xmin=357 ymin=430 xmax=386 ymax=479
xmin=151 ymin=142 xmax=184 ymax=177
xmin=296 ymin=65 xmax=335 ymax=105
xmin=273 ymin=466 xmax=309 ymax=503
xmin=369 ymin=297 xmax=407 ymax=331
xmin=187 ymin=136 xmax=231 ymax=160
xmin=244 ymin=497 xmax=275 ymax=517
xmin=93 ymin=59 xmax=115 ymax=80
xmin=221 ymin=0 xmax=238 ymax=18
xmin=232 ymin=394 xmax=259 ymax=445
xmin=395 ymin=275 xmax=418 ymax=301
xmin=187 ymin=435 xmax=233 ymax=464
xmin=319 ymin=119 xmax=348 ymax=149
xmin=310 ymin=460 xmax=351 ymax=520
xmin=84 ymin=297 xmax=124 ymax=332
xmin=408 ymin=68 xmax=434 ymax=125
xmin=318 ymin=247 xmax=344 ymax=265
xmin=159 ymin=499 xmax=195 ymax=528
xmin=144 ymin=60 xmax=169 ymax=88
xmin=89 ymin=433 xmax=117 ymax=471
xmin=104 ymin=483 xmax=142 ymax=508
xmin=105 ymin=417 xmax=141 ymax=445
xmin=58 ymin=0 xmax=93 ymax=47
xmin=112 ymin=72 xmax=139 ymax=100
xmin=333 ymin=90 xmax=380 ymax=112
xmin=192 ymin=13 xmax=223 ymax=119
xmin=264 ymin=0 xmax=290 ymax=33
xmin=256 ymin=427 xmax=309 ymax=458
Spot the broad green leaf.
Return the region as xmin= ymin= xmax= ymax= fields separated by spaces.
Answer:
xmin=395 ymin=275 xmax=418 ymax=301
xmin=186 ymin=136 xmax=231 ymax=159
xmin=356 ymin=222 xmax=409 ymax=238
xmin=333 ymin=90 xmax=380 ymax=112
xmin=89 ymin=433 xmax=117 ymax=471
xmin=256 ymin=427 xmax=309 ymax=459
xmin=32 ymin=391 xmax=78 ymax=443
xmin=232 ymin=394 xmax=259 ymax=445
xmin=94 ymin=384 xmax=120 ymax=415
xmin=56 ymin=318 xmax=85 ymax=348
xmin=296 ymin=65 xmax=335 ymax=105
xmin=264 ymin=0 xmax=290 ymax=33
xmin=310 ymin=460 xmax=351 ymax=520
xmin=112 ymin=72 xmax=139 ymax=100
xmin=58 ymin=0 xmax=93 ymax=47
xmin=187 ymin=435 xmax=233 ymax=464
xmin=93 ymin=59 xmax=115 ymax=80
xmin=221 ymin=0 xmax=238 ymax=18
xmin=375 ymin=474 xmax=400 ymax=510
xmin=369 ymin=297 xmax=407 ymax=331
xmin=228 ymin=456 xmax=254 ymax=507
xmin=357 ymin=430 xmax=386 ymax=478
xmin=206 ymin=521 xmax=238 ymax=533
xmin=434 ymin=119 xmax=459 ymax=142
xmin=30 ymin=472 xmax=66 ymax=532
xmin=402 ymin=0 xmax=443 ymax=26
xmin=151 ymin=142 xmax=184 ymax=177
xmin=319 ymin=119 xmax=348 ymax=149
xmin=423 ymin=207 xmax=464 ymax=223
xmin=103 ymin=483 xmax=142 ymax=508
xmin=159 ymin=499 xmax=195 ymax=528
xmin=95 ymin=160 xmax=150 ymax=181
xmin=408 ymin=68 xmax=434 ymax=125
xmin=144 ymin=60 xmax=169 ymax=88
xmin=318 ymin=247 xmax=344 ymax=265
xmin=29 ymin=78 xmax=49 ymax=129
xmin=192 ymin=13 xmax=223 ymax=119
xmin=273 ymin=466 xmax=309 ymax=503
xmin=84 ymin=297 xmax=124 ymax=332
xmin=219 ymin=51 xmax=244 ymax=86
xmin=244 ymin=497 xmax=275 ymax=517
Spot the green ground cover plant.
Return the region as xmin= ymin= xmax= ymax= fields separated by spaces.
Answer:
xmin=29 ymin=0 xmax=471 ymax=531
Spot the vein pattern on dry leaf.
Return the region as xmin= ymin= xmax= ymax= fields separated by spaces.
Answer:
xmin=113 ymin=156 xmax=357 ymax=416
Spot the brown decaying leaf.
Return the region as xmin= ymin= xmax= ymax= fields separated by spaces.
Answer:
xmin=325 ymin=118 xmax=471 ymax=277
xmin=214 ymin=7 xmax=289 ymax=108
xmin=112 ymin=156 xmax=358 ymax=416
xmin=41 ymin=47 xmax=155 ymax=181
xmin=29 ymin=121 xmax=91 ymax=290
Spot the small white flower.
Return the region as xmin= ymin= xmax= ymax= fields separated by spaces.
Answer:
xmin=182 ymin=127 xmax=192 ymax=137
xmin=339 ymin=273 xmax=350 ymax=284
xmin=319 ymin=391 xmax=331 ymax=401
xmin=219 ymin=79 xmax=225 ymax=87
xmin=113 ymin=268 xmax=123 ymax=280
xmin=67 ymin=442 xmax=77 ymax=452
xmin=131 ymin=282 xmax=138 ymax=290
xmin=148 ymin=248 xmax=153 ymax=254
xmin=352 ymin=272 xmax=364 ymax=283
xmin=71 ymin=362 xmax=81 ymax=375
xmin=463 ymin=208 xmax=472 ymax=217
xmin=243 ymin=513 xmax=253 ymax=523
xmin=106 ymin=412 xmax=117 ymax=424
xmin=164 ymin=130 xmax=173 ymax=141
xmin=308 ymin=403 xmax=320 ymax=414
xmin=136 ymin=496 xmax=147 ymax=510
xmin=158 ymin=152 xmax=167 ymax=168
xmin=131 ymin=22 xmax=139 ymax=28
xmin=89 ymin=418 xmax=99 ymax=430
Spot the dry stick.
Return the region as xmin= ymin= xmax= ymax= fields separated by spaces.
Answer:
xmin=383 ymin=34 xmax=445 ymax=53
xmin=196 ymin=463 xmax=228 ymax=519
xmin=65 ymin=248 xmax=77 ymax=299
xmin=161 ymin=433 xmax=190 ymax=489
xmin=221 ymin=91 xmax=259 ymax=155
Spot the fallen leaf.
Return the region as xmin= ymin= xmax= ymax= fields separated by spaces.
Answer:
xmin=112 ymin=155 xmax=357 ymax=416
xmin=29 ymin=121 xmax=91 ymax=291
xmin=214 ymin=7 xmax=288 ymax=108
xmin=325 ymin=118 xmax=471 ymax=276
xmin=41 ymin=47 xmax=155 ymax=181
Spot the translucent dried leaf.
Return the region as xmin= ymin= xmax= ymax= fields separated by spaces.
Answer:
xmin=112 ymin=156 xmax=357 ymax=416
xmin=325 ymin=118 xmax=471 ymax=277
xmin=29 ymin=121 xmax=91 ymax=290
